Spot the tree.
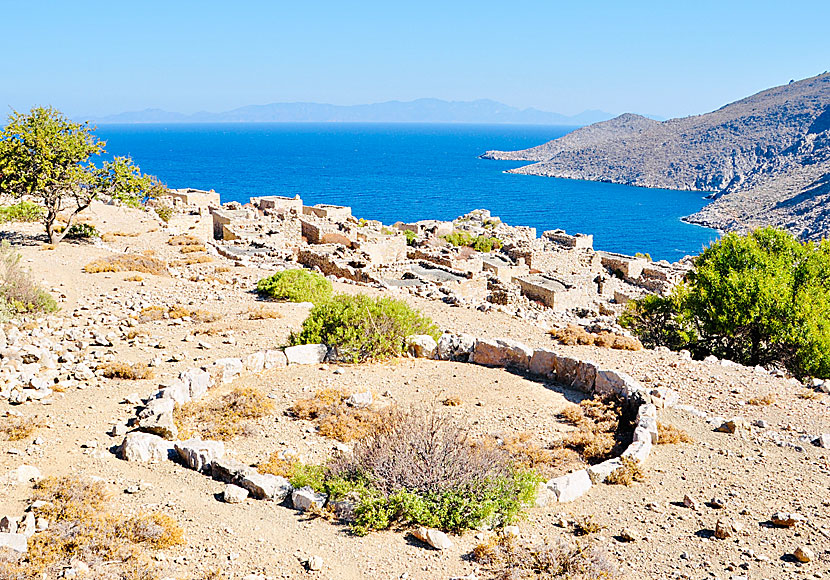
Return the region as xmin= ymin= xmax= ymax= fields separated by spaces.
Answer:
xmin=0 ymin=106 xmax=163 ymax=244
xmin=621 ymin=227 xmax=830 ymax=378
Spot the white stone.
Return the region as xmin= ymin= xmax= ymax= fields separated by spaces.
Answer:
xmin=412 ymin=526 xmax=454 ymax=550
xmin=237 ymin=471 xmax=292 ymax=502
xmin=586 ymin=458 xmax=624 ymax=484
xmin=284 ymin=344 xmax=328 ymax=365
xmin=546 ymin=469 xmax=592 ymax=502
xmin=345 ymin=391 xmax=373 ymax=408
xmin=213 ymin=358 xmax=244 ymax=383
xmin=4 ymin=464 xmax=41 ymax=484
xmin=436 ymin=333 xmax=476 ymax=361
xmin=291 ymin=486 xmax=327 ymax=511
xmin=406 ymin=335 xmax=437 ymax=359
xmin=263 ymin=350 xmax=288 ymax=369
xmin=222 ymin=484 xmax=249 ymax=503
xmin=622 ymin=440 xmax=653 ymax=464
xmin=245 ymin=351 xmax=266 ymax=373
xmin=174 ymin=439 xmax=225 ymax=473
xmin=0 ymin=532 xmax=27 ymax=553
xmin=119 ymin=432 xmax=174 ymax=462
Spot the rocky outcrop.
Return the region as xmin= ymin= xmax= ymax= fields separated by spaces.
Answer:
xmin=483 ymin=73 xmax=830 ymax=239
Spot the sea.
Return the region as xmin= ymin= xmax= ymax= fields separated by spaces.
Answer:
xmin=95 ymin=123 xmax=719 ymax=262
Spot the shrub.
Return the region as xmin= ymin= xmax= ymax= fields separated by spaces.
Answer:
xmin=0 ymin=200 xmax=44 ymax=223
xmin=256 ymin=269 xmax=332 ymax=303
xmin=84 ymin=253 xmax=168 ymax=275
xmin=403 ymin=229 xmax=417 ymax=246
xmin=330 ymin=406 xmax=540 ymax=535
xmin=98 ymin=361 xmax=154 ymax=380
xmin=472 ymin=534 xmax=617 ymax=579
xmin=154 ymin=204 xmax=173 ymax=222
xmin=747 ymin=393 xmax=775 ymax=406
xmin=172 ymin=254 xmax=214 ymax=266
xmin=63 ymin=222 xmax=99 ymax=239
xmin=557 ymin=396 xmax=633 ymax=463
xmin=290 ymin=294 xmax=439 ymax=363
xmin=656 ymin=422 xmax=693 ymax=444
xmin=176 ymin=386 xmax=275 ymax=440
xmin=167 ymin=234 xmax=201 ymax=245
xmin=179 ymin=244 xmax=206 ymax=253
xmin=549 ymin=324 xmax=643 ymax=351
xmin=605 ymin=457 xmax=646 ymax=486
xmin=288 ymin=388 xmax=389 ymax=442
xmin=622 ymin=227 xmax=830 ymax=378
xmin=0 ymin=476 xmax=184 ymax=579
xmin=0 ymin=415 xmax=42 ymax=441
xmin=0 ymin=242 xmax=57 ymax=318
xmin=443 ymin=231 xmax=502 ymax=252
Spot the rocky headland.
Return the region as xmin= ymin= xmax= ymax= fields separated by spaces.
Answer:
xmin=483 ymin=73 xmax=830 ymax=240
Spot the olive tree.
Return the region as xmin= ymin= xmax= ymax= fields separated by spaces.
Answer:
xmin=0 ymin=106 xmax=163 ymax=244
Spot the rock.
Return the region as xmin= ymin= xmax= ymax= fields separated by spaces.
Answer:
xmin=619 ymin=528 xmax=637 ymax=542
xmin=210 ymin=457 xmax=248 ymax=484
xmin=709 ymin=497 xmax=727 ymax=509
xmin=330 ymin=499 xmax=356 ymax=521
xmin=237 ymin=471 xmax=292 ymax=502
xmin=503 ymin=525 xmax=520 ymax=537
xmin=119 ymin=432 xmax=174 ymax=462
xmin=306 ymin=555 xmax=324 ymax=571
xmin=222 ymin=484 xmax=249 ymax=504
xmin=471 ymin=338 xmax=533 ymax=369
xmin=546 ymin=469 xmax=592 ymax=502
xmin=406 ymin=334 xmax=438 ymax=358
xmin=179 ymin=367 xmax=213 ymax=400
xmin=0 ymin=516 xmax=18 ymax=533
xmin=770 ymin=512 xmax=806 ymax=527
xmin=586 ymin=458 xmax=623 ymax=484
xmin=622 ymin=440 xmax=652 ymax=464
xmin=137 ymin=410 xmax=178 ymax=440
xmin=137 ymin=398 xmax=175 ymax=420
xmin=594 ymin=369 xmax=641 ymax=398
xmin=714 ymin=518 xmax=743 ymax=538
xmin=244 ymin=351 xmax=266 ymax=373
xmin=528 ymin=348 xmax=558 ymax=377
xmin=345 ymin=391 xmax=373 ymax=408
xmin=284 ymin=344 xmax=328 ymax=365
xmin=0 ymin=532 xmax=27 ymax=553
xmin=412 ymin=526 xmax=453 ymax=550
xmin=436 ymin=333 xmax=476 ymax=362
xmin=291 ymin=486 xmax=327 ymax=511
xmin=793 ymin=545 xmax=814 ymax=563
xmin=174 ymin=439 xmax=225 ymax=473
xmin=815 ymin=433 xmax=830 ymax=449
xmin=683 ymin=494 xmax=700 ymax=511
xmin=716 ymin=418 xmax=747 ymax=434
xmin=263 ymin=350 xmax=288 ymax=369
xmin=213 ymin=358 xmax=244 ymax=383
xmin=753 ymin=419 xmax=769 ymax=429
xmin=4 ymin=464 xmax=41 ymax=484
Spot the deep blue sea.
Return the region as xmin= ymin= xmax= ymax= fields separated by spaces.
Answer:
xmin=95 ymin=123 xmax=718 ymax=262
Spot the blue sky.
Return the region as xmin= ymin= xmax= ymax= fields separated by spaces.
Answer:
xmin=2 ymin=0 xmax=828 ymax=119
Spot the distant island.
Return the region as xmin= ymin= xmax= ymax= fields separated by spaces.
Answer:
xmin=483 ymin=73 xmax=830 ymax=241
xmin=92 ymin=98 xmax=615 ymax=126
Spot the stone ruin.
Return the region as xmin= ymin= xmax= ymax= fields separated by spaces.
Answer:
xmin=196 ymin=192 xmax=692 ymax=329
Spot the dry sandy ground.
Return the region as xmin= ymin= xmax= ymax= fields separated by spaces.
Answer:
xmin=1 ymin=203 xmax=829 ymax=579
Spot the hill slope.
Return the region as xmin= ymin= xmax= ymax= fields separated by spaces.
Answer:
xmin=483 ymin=73 xmax=830 ymax=239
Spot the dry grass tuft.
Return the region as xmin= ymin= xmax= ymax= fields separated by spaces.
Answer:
xmin=572 ymin=515 xmax=605 ymax=536
xmin=84 ymin=254 xmax=168 ymax=275
xmin=442 ymin=396 xmax=463 ymax=407
xmin=125 ymin=274 xmax=144 ymax=282
xmin=657 ymin=422 xmax=693 ymax=444
xmin=556 ymin=396 xmax=632 ymax=463
xmin=101 ymin=231 xmax=141 ymax=242
xmin=605 ymin=456 xmax=646 ymax=486
xmin=176 ymin=386 xmax=275 ymax=441
xmin=482 ymin=432 xmax=581 ymax=478
xmin=0 ymin=415 xmax=42 ymax=441
xmin=179 ymin=244 xmax=207 ymax=253
xmin=472 ymin=533 xmax=616 ymax=579
xmin=747 ymin=393 xmax=775 ymax=406
xmin=214 ymin=266 xmax=232 ymax=274
xmin=288 ymin=388 xmax=389 ymax=442
xmin=248 ymin=305 xmax=283 ymax=320
xmin=797 ymin=389 xmax=823 ymax=400
xmin=39 ymin=243 xmax=56 ymax=251
xmin=98 ymin=361 xmax=154 ymax=380
xmin=257 ymin=453 xmax=298 ymax=478
xmin=167 ymin=234 xmax=201 ymax=246
xmin=0 ymin=476 xmax=185 ymax=579
xmin=549 ymin=324 xmax=643 ymax=351
xmin=139 ymin=305 xmax=222 ymax=323
xmin=172 ymin=254 xmax=214 ymax=266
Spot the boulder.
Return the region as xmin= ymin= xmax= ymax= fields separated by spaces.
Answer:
xmin=291 ymin=486 xmax=327 ymax=511
xmin=213 ymin=358 xmax=244 ymax=383
xmin=4 ymin=465 xmax=41 ymax=484
xmin=119 ymin=432 xmax=174 ymax=462
xmin=245 ymin=351 xmax=266 ymax=374
xmin=715 ymin=418 xmax=747 ymax=434
xmin=284 ymin=344 xmax=328 ymax=365
xmin=137 ymin=410 xmax=178 ymax=440
xmin=436 ymin=333 xmax=476 ymax=362
xmin=794 ymin=546 xmax=814 ymax=563
xmin=412 ymin=526 xmax=454 ymax=550
xmin=237 ymin=470 xmax=292 ymax=502
xmin=222 ymin=484 xmax=249 ymax=504
xmin=771 ymin=512 xmax=806 ymax=527
xmin=553 ymin=355 xmax=581 ymax=388
xmin=263 ymin=350 xmax=288 ymax=369
xmin=137 ymin=398 xmax=175 ymax=420
xmin=180 ymin=367 xmax=212 ymax=400
xmin=546 ymin=469 xmax=592 ymax=502
xmin=471 ymin=338 xmax=533 ymax=369
xmin=574 ymin=360 xmax=599 ymax=392
xmin=528 ymin=349 xmax=558 ymax=377
xmin=0 ymin=532 xmax=27 ymax=553
xmin=210 ymin=457 xmax=248 ymax=483
xmin=345 ymin=391 xmax=373 ymax=408
xmin=406 ymin=335 xmax=438 ymax=359
xmin=586 ymin=458 xmax=623 ymax=484
xmin=622 ymin=440 xmax=652 ymax=464
xmin=174 ymin=439 xmax=225 ymax=473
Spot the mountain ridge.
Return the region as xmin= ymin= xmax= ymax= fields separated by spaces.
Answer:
xmin=91 ymin=99 xmax=615 ymax=126
xmin=482 ymin=73 xmax=830 ymax=240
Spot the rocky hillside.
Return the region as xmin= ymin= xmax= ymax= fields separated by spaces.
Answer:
xmin=483 ymin=73 xmax=830 ymax=239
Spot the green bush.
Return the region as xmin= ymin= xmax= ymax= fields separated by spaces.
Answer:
xmin=154 ymin=204 xmax=173 ymax=222
xmin=0 ymin=242 xmax=57 ymax=318
xmin=0 ymin=201 xmax=45 ymax=223
xmin=64 ymin=222 xmax=99 ymax=239
xmin=621 ymin=227 xmax=830 ymax=377
xmin=443 ymin=231 xmax=502 ymax=252
xmin=403 ymin=229 xmax=417 ymax=246
xmin=256 ymin=269 xmax=333 ymax=303
xmin=290 ymin=294 xmax=439 ymax=363
xmin=292 ymin=407 xmax=541 ymax=536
